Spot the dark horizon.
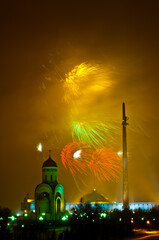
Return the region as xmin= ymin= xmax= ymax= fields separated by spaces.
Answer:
xmin=1 ymin=1 xmax=159 ymax=211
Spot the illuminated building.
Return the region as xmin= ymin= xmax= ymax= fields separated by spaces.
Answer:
xmin=21 ymin=194 xmax=35 ymax=214
xmin=66 ymin=200 xmax=159 ymax=212
xmin=79 ymin=189 xmax=110 ymax=203
xmin=35 ymin=151 xmax=65 ymax=220
xmin=24 ymin=192 xmax=159 ymax=213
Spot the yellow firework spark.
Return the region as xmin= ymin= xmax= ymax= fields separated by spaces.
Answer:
xmin=63 ymin=62 xmax=112 ymax=103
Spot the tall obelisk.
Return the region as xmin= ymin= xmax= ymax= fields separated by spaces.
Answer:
xmin=122 ymin=102 xmax=129 ymax=209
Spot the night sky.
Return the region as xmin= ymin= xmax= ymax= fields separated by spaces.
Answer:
xmin=1 ymin=0 xmax=159 ymax=211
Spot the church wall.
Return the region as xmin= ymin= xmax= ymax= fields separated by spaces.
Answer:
xmin=35 ymin=183 xmax=55 ymax=220
xmin=42 ymin=167 xmax=57 ymax=185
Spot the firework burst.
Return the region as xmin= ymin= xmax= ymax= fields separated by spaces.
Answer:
xmin=61 ymin=142 xmax=93 ymax=175
xmin=63 ymin=62 xmax=112 ymax=103
xmin=72 ymin=121 xmax=119 ymax=149
xmin=90 ymin=148 xmax=121 ymax=182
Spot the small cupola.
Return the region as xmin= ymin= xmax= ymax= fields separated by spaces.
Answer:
xmin=42 ymin=150 xmax=57 ymax=168
xmin=42 ymin=150 xmax=58 ymax=185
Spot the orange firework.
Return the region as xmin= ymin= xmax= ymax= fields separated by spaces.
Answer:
xmin=90 ymin=148 xmax=121 ymax=181
xmin=61 ymin=142 xmax=93 ymax=175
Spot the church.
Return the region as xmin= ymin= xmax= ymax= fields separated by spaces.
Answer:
xmin=20 ymin=150 xmax=158 ymax=218
xmin=34 ymin=151 xmax=65 ymax=220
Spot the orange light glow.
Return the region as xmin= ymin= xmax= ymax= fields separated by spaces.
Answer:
xmin=27 ymin=199 xmax=34 ymax=203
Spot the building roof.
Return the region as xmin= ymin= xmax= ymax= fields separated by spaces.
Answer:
xmin=42 ymin=157 xmax=57 ymax=168
xmin=81 ymin=189 xmax=110 ymax=203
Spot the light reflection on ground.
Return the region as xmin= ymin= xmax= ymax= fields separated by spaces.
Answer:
xmin=128 ymin=229 xmax=159 ymax=239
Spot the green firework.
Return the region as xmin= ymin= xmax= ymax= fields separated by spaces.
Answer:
xmin=72 ymin=121 xmax=117 ymax=149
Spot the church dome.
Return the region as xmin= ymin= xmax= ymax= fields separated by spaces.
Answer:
xmin=42 ymin=150 xmax=57 ymax=168
xmin=81 ymin=189 xmax=110 ymax=203
xmin=42 ymin=157 xmax=57 ymax=167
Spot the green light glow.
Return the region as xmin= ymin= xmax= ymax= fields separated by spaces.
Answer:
xmin=22 ymin=225 xmax=24 ymax=228
xmin=61 ymin=215 xmax=68 ymax=221
xmin=42 ymin=213 xmax=45 ymax=216
xmin=141 ymin=217 xmax=144 ymax=221
xmin=39 ymin=216 xmax=44 ymax=221
xmin=24 ymin=213 xmax=28 ymax=217
xmin=0 ymin=217 xmax=3 ymax=220
xmin=100 ymin=213 xmax=107 ymax=218
xmin=8 ymin=216 xmax=16 ymax=221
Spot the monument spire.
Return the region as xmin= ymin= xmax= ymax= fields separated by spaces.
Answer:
xmin=122 ymin=102 xmax=129 ymax=209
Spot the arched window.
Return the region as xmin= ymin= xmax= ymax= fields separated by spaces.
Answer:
xmin=57 ymin=198 xmax=61 ymax=213
xmin=55 ymin=192 xmax=62 ymax=213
